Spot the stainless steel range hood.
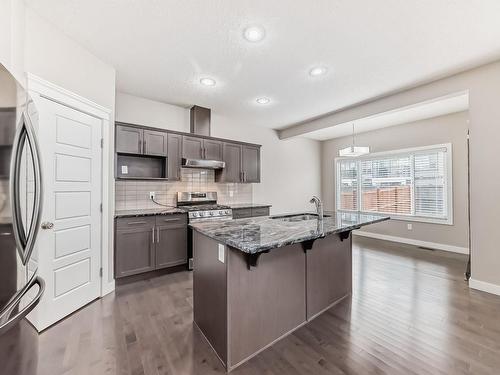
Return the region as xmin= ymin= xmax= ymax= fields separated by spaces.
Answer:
xmin=182 ymin=158 xmax=225 ymax=169
xmin=181 ymin=105 xmax=225 ymax=169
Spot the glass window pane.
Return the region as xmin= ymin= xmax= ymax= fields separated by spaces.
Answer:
xmin=338 ymin=160 xmax=358 ymax=210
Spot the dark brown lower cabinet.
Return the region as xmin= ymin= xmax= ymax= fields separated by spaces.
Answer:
xmin=193 ymin=230 xmax=352 ymax=371
xmin=232 ymin=206 xmax=270 ymax=219
xmin=115 ymin=214 xmax=187 ymax=278
xmin=115 ymin=219 xmax=156 ymax=278
xmin=156 ymin=218 xmax=188 ymax=269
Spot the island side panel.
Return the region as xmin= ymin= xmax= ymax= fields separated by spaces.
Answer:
xmin=193 ymin=231 xmax=228 ymax=365
xmin=227 ymin=244 xmax=307 ymax=369
xmin=306 ymin=233 xmax=352 ymax=320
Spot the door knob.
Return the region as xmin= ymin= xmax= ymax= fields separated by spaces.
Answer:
xmin=41 ymin=222 xmax=54 ymax=230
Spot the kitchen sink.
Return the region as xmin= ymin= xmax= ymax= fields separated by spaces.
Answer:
xmin=271 ymin=213 xmax=331 ymax=222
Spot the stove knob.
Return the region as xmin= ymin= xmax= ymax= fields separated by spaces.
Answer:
xmin=209 ymin=211 xmax=214 ymax=216
xmin=193 ymin=212 xmax=199 ymax=217
xmin=219 ymin=210 xmax=223 ymax=215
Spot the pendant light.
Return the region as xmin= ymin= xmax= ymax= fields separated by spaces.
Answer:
xmin=338 ymin=123 xmax=370 ymax=157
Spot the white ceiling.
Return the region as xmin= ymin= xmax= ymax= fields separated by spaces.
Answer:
xmin=26 ymin=1 xmax=500 ymax=130
xmin=303 ymin=92 xmax=469 ymax=140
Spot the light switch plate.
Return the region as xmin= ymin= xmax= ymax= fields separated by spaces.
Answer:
xmin=121 ymin=165 xmax=128 ymax=174
xmin=218 ymin=244 xmax=225 ymax=263
xmin=407 ymin=223 xmax=413 ymax=230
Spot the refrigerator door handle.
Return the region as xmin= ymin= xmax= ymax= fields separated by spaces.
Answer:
xmin=0 ymin=274 xmax=45 ymax=336
xmin=9 ymin=110 xmax=44 ymax=265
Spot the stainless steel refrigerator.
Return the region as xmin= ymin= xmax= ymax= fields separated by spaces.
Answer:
xmin=0 ymin=64 xmax=44 ymax=374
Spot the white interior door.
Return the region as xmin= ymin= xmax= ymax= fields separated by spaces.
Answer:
xmin=30 ymin=97 xmax=102 ymax=331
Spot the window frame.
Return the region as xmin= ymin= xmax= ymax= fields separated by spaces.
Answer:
xmin=335 ymin=143 xmax=453 ymax=225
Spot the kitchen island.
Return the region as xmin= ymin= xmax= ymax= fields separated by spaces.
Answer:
xmin=190 ymin=211 xmax=389 ymax=371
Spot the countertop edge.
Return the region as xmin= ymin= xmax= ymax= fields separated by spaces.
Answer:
xmin=190 ymin=216 xmax=390 ymax=254
xmin=229 ymin=203 xmax=272 ymax=209
xmin=114 ymin=209 xmax=187 ymax=218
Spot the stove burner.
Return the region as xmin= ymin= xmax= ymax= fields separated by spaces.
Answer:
xmin=176 ymin=192 xmax=232 ymax=221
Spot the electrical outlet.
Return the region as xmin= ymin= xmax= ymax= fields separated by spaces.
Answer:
xmin=407 ymin=223 xmax=413 ymax=231
xmin=218 ymin=244 xmax=225 ymax=263
xmin=149 ymin=192 xmax=155 ymax=200
xmin=229 ymin=190 xmax=234 ymax=197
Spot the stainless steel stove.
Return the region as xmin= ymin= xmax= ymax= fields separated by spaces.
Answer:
xmin=177 ymin=192 xmax=232 ymax=222
xmin=177 ymin=192 xmax=232 ymax=270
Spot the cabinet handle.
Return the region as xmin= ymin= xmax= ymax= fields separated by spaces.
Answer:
xmin=143 ymin=139 xmax=147 ymax=153
xmin=127 ymin=221 xmax=147 ymax=225
xmin=202 ymin=147 xmax=205 ymax=159
xmin=152 ymin=227 xmax=155 ymax=243
xmin=138 ymin=139 xmax=142 ymax=153
xmin=156 ymin=227 xmax=160 ymax=243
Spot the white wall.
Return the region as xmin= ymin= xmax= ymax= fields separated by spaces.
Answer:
xmin=24 ymin=9 xmax=115 ymax=111
xmin=115 ymin=92 xmax=189 ymax=132
xmin=322 ymin=111 xmax=469 ymax=250
xmin=0 ymin=0 xmax=26 ymax=82
xmin=115 ymin=92 xmax=322 ymax=214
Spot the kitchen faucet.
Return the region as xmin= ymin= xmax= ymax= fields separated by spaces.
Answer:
xmin=309 ymin=196 xmax=324 ymax=221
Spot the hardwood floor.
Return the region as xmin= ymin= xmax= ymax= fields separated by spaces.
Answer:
xmin=36 ymin=237 xmax=500 ymax=375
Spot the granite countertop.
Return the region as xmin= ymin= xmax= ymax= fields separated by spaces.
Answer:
xmin=115 ymin=208 xmax=186 ymax=218
xmin=229 ymin=203 xmax=272 ymax=209
xmin=189 ymin=211 xmax=390 ymax=254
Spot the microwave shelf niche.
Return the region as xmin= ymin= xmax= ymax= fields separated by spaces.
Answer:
xmin=116 ymin=153 xmax=168 ymax=180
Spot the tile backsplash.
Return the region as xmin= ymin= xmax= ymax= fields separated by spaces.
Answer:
xmin=115 ymin=169 xmax=253 ymax=210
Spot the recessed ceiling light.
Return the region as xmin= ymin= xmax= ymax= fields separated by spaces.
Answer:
xmin=256 ymin=97 xmax=271 ymax=105
xmin=200 ymin=77 xmax=216 ymax=86
xmin=243 ymin=26 xmax=266 ymax=42
xmin=309 ymin=66 xmax=327 ymax=77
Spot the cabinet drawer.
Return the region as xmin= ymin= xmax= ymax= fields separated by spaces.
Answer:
xmin=232 ymin=208 xmax=253 ymax=219
xmin=252 ymin=207 xmax=270 ymax=217
xmin=155 ymin=214 xmax=187 ymax=227
xmin=116 ymin=216 xmax=155 ymax=229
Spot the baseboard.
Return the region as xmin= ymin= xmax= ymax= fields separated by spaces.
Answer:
xmin=353 ymin=230 xmax=469 ymax=255
xmin=469 ymin=279 xmax=500 ymax=296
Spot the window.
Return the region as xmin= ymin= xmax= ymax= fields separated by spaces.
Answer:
xmin=336 ymin=144 xmax=452 ymax=224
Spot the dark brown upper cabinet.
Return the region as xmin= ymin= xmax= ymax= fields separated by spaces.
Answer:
xmin=182 ymin=136 xmax=222 ymax=161
xmin=116 ymin=124 xmax=168 ymax=156
xmin=116 ymin=122 xmax=261 ymax=183
xmin=203 ymin=139 xmax=223 ymax=161
xmin=167 ymin=133 xmax=182 ymax=180
xmin=241 ymin=145 xmax=260 ymax=183
xmin=144 ymin=129 xmax=168 ymax=156
xmin=182 ymin=135 xmax=204 ymax=159
xmin=116 ymin=125 xmax=143 ymax=154
xmin=216 ymin=142 xmax=261 ymax=183
xmin=217 ymin=142 xmax=242 ymax=183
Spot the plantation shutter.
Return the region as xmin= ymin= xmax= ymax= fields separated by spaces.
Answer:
xmin=413 ymin=148 xmax=447 ymax=218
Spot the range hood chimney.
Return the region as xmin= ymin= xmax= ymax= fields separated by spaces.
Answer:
xmin=182 ymin=105 xmax=225 ymax=169
xmin=190 ymin=105 xmax=211 ymax=136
